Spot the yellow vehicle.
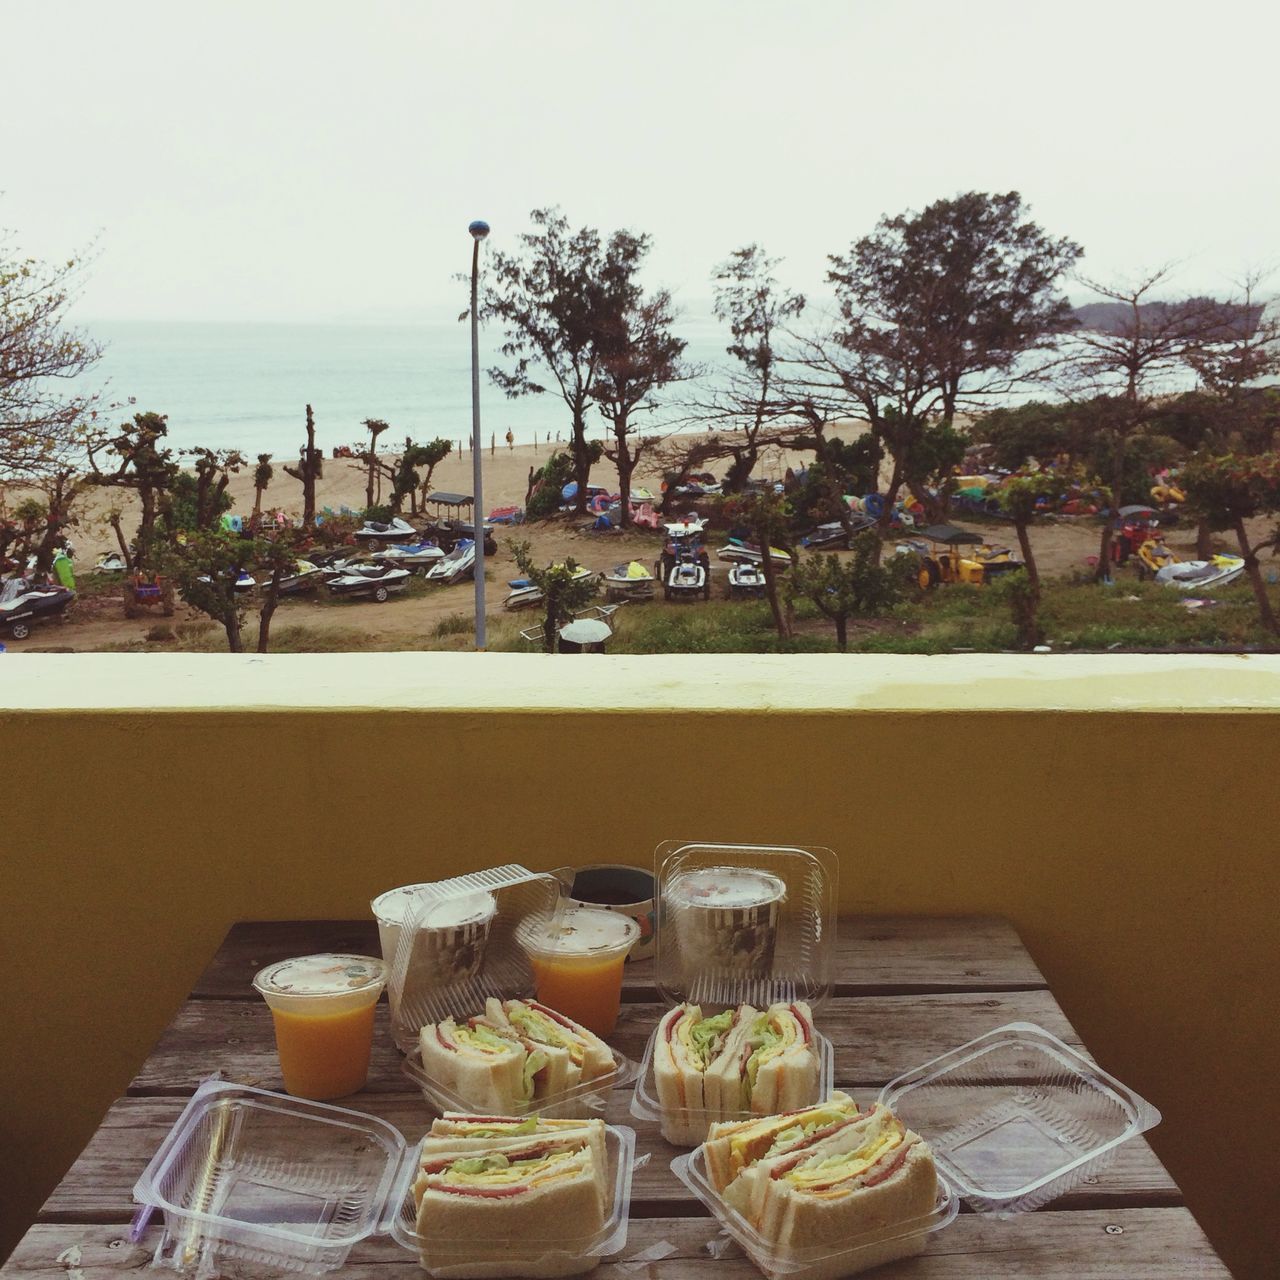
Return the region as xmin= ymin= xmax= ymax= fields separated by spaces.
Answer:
xmin=904 ymin=525 xmax=1025 ymax=590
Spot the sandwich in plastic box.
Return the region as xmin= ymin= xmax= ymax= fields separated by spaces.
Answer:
xmin=671 ymin=1021 xmax=1161 ymax=1279
xmin=390 ymin=864 xmax=639 ymax=1118
xmin=133 ymin=1080 xmax=637 ymax=1278
xmin=630 ymin=841 xmax=839 ymax=1145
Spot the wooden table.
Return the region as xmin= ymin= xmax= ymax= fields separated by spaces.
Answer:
xmin=4 ymin=917 xmax=1229 ymax=1278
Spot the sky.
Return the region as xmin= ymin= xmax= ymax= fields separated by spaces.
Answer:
xmin=2 ymin=0 xmax=1277 ymax=324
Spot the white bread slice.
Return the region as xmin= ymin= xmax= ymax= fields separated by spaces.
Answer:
xmin=653 ymin=1004 xmax=707 ymax=1144
xmin=419 ymin=1017 xmax=527 ymax=1113
xmin=770 ymin=1137 xmax=937 ymax=1251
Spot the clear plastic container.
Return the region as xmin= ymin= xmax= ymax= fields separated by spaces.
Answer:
xmin=630 ymin=1022 xmax=836 ymax=1146
xmin=134 ymin=1079 xmax=636 ymax=1278
xmin=878 ymin=1021 xmax=1162 ymax=1213
xmin=653 ymin=841 xmax=838 ymax=1009
xmin=670 ymin=1142 xmax=958 ymax=1280
xmin=386 ymin=864 xmax=638 ymax=1118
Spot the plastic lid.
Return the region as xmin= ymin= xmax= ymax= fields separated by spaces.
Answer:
xmin=667 ymin=865 xmax=787 ymax=909
xmin=517 ymin=906 xmax=640 ymax=958
xmin=417 ymin=890 xmax=497 ymax=931
xmin=253 ymin=953 xmax=387 ymax=999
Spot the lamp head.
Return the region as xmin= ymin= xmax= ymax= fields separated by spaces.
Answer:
xmin=468 ymin=220 xmax=491 ymax=241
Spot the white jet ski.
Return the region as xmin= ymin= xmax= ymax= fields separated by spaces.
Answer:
xmin=353 ymin=516 xmax=420 ymax=543
xmin=1154 ymin=554 xmax=1246 ymax=592
xmin=326 ymin=564 xmax=411 ymax=601
xmin=424 ymin=539 xmax=476 ymax=585
xmin=727 ymin=561 xmax=768 ymax=598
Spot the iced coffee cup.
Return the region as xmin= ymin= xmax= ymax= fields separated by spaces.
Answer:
xmin=666 ymin=865 xmax=787 ymax=981
xmin=517 ymin=906 xmax=640 ymax=1038
xmin=253 ymin=953 xmax=387 ymax=1100
xmin=372 ymin=886 xmax=496 ymax=1023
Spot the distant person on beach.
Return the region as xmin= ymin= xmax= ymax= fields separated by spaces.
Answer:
xmin=506 ymin=429 xmax=514 ymax=450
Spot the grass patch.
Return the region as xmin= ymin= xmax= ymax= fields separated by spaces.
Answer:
xmin=431 ymin=612 xmax=474 ymax=638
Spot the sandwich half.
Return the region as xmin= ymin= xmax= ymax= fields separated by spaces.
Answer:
xmin=654 ymin=1003 xmax=755 ymax=1142
xmin=490 ymin=998 xmax=615 ymax=1083
xmin=419 ymin=1016 xmax=545 ymax=1113
xmin=742 ymin=1002 xmax=819 ymax=1115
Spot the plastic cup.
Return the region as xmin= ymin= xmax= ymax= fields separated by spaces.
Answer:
xmin=372 ymin=886 xmax=496 ymax=1021
xmin=253 ymin=953 xmax=387 ymax=1100
xmin=666 ymin=865 xmax=787 ymax=981
xmin=517 ymin=906 xmax=640 ymax=1038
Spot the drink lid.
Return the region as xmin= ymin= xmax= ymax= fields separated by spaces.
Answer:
xmin=517 ymin=906 xmax=640 ymax=957
xmin=667 ymin=865 xmax=787 ymax=909
xmin=371 ymin=883 xmax=434 ymax=925
xmin=253 ymin=953 xmax=386 ymax=999
xmin=417 ymin=890 xmax=497 ymax=931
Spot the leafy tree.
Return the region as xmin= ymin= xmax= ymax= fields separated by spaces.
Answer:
xmin=390 ymin=438 xmax=452 ymax=515
xmin=481 ymin=209 xmax=618 ymax=515
xmin=252 ymin=453 xmax=274 ymax=523
xmin=510 ymin=538 xmax=600 ymax=653
xmin=976 ymin=400 xmax=1084 ymax=472
xmin=788 ymin=531 xmax=911 ymax=650
xmin=592 ymin=270 xmax=688 ymax=528
xmin=359 ymin=417 xmax=390 ymax=509
xmin=283 ymin=404 xmax=324 ymax=527
xmin=185 ymin=447 xmax=245 ymax=530
xmin=526 ymin=449 xmax=593 ymax=520
xmin=1181 ymin=452 xmax=1280 ymax=634
xmin=724 ymin=490 xmax=794 ymax=640
xmin=85 ymin=411 xmax=180 ymax=571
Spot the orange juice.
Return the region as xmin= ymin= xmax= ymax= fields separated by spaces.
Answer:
xmin=253 ymin=954 xmax=386 ymax=1100
xmin=519 ymin=907 xmax=639 ymax=1037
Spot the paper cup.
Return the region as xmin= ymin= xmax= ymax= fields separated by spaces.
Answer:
xmin=666 ymin=865 xmax=787 ymax=980
xmin=560 ymin=864 xmax=656 ymax=962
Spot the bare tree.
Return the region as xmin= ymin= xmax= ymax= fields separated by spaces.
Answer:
xmin=283 ymin=404 xmax=323 ymax=527
xmin=359 ymin=417 xmax=390 ymax=509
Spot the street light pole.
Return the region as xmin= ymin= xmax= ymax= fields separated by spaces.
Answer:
xmin=468 ymin=219 xmax=490 ymax=650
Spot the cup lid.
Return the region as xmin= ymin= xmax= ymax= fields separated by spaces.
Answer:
xmin=253 ymin=953 xmax=387 ymax=999
xmin=417 ymin=890 xmax=497 ymax=931
xmin=517 ymin=906 xmax=640 ymax=957
xmin=667 ymin=865 xmax=787 ymax=909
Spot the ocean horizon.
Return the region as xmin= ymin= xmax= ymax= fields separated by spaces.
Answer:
xmin=78 ymin=316 xmax=735 ymax=461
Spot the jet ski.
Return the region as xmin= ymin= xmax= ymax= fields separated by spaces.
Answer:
xmin=424 ymin=539 xmax=476 ymax=585
xmin=326 ymin=564 xmax=411 ymax=601
xmin=1155 ymin=554 xmax=1247 ymax=592
xmin=372 ymin=539 xmax=445 ymax=569
xmin=717 ymin=538 xmax=791 ymax=567
xmin=664 ymin=552 xmax=709 ymax=601
xmin=603 ymin=560 xmax=655 ymax=601
xmin=94 ymin=552 xmax=128 ymax=574
xmin=800 ymin=522 xmax=850 ymax=551
xmin=353 ymin=516 xmax=420 ymax=543
xmin=502 ymin=564 xmax=595 ymax=610
xmin=0 ymin=578 xmax=75 ymax=640
xmin=274 ymin=561 xmax=324 ymax=595
xmin=727 ymin=561 xmax=768 ymax=598
xmin=196 ymin=569 xmax=258 ymax=592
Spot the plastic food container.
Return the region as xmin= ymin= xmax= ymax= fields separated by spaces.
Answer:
xmin=653 ymin=841 xmax=838 ymax=1009
xmin=671 ymin=1142 xmax=958 ymax=1280
xmin=878 ymin=1020 xmax=1162 ymax=1213
xmin=388 ymin=864 xmax=638 ymax=1118
xmin=631 ymin=841 xmax=839 ymax=1145
xmin=135 ymin=1080 xmax=636 ymax=1278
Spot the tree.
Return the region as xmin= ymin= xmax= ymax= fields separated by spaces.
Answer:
xmin=788 ymin=531 xmax=911 ymax=650
xmin=725 ymin=490 xmax=794 ymax=640
xmin=359 ymin=418 xmax=390 ymax=510
xmin=388 ymin=438 xmax=452 ymax=515
xmin=85 ymin=411 xmax=180 ymax=571
xmin=510 ymin=539 xmax=600 ymax=653
xmin=593 ymin=277 xmax=688 ymax=528
xmin=185 ymin=447 xmax=245 ymax=531
xmin=1063 ymin=267 xmax=1233 ymax=579
xmin=686 ymin=245 xmax=806 ymax=493
xmin=481 ymin=209 xmax=617 ymax=515
xmin=283 ymin=404 xmax=324 ymax=527
xmin=1180 ymin=452 xmax=1280 ymax=635
xmin=252 ymin=453 xmax=274 ymax=524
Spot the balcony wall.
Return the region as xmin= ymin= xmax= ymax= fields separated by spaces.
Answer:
xmin=2 ymin=653 xmax=1278 ymax=1279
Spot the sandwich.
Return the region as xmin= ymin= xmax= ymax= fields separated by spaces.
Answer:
xmin=652 ymin=1001 xmax=820 ymax=1144
xmin=703 ymin=1092 xmax=860 ymax=1192
xmin=418 ymin=1015 xmax=546 ymax=1113
xmin=418 ymin=999 xmax=617 ymax=1112
xmin=724 ymin=1102 xmax=938 ymax=1262
xmin=412 ymin=1133 xmax=606 ymax=1272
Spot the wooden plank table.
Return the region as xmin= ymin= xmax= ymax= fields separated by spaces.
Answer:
xmin=4 ymin=917 xmax=1229 ymax=1278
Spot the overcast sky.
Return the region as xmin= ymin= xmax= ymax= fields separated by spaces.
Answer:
xmin=3 ymin=0 xmax=1276 ymax=323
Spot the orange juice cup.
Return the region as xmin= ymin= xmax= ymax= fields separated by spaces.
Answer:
xmin=253 ymin=954 xmax=387 ymax=1101
xmin=517 ymin=907 xmax=640 ymax=1038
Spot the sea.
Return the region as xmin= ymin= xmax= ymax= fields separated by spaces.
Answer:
xmin=82 ymin=317 xmax=735 ymax=459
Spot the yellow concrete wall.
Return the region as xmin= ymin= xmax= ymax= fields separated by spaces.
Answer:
xmin=2 ymin=657 xmax=1277 ymax=1278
